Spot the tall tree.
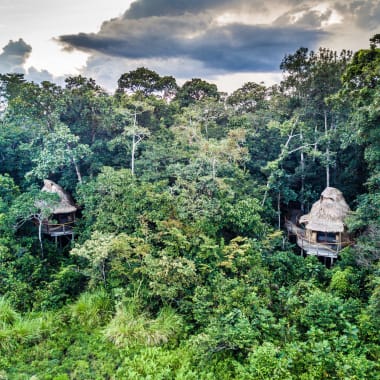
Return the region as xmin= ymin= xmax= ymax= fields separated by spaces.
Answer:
xmin=227 ymin=82 xmax=267 ymax=114
xmin=117 ymin=67 xmax=178 ymax=99
xmin=337 ymin=36 xmax=380 ymax=230
xmin=279 ymin=47 xmax=352 ymax=198
xmin=27 ymin=121 xmax=91 ymax=184
xmin=109 ymin=101 xmax=152 ymax=176
xmin=175 ymin=78 xmax=219 ymax=108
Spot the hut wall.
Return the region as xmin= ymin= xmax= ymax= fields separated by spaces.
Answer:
xmin=305 ymin=229 xmax=315 ymax=243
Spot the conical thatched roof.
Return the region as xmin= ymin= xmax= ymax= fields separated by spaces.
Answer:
xmin=41 ymin=179 xmax=77 ymax=214
xmin=299 ymin=187 xmax=350 ymax=233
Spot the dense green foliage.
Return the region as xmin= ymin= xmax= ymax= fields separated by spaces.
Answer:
xmin=0 ymin=38 xmax=379 ymax=379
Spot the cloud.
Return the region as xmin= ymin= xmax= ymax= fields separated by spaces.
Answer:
xmin=122 ymin=0 xmax=305 ymax=19
xmin=58 ymin=9 xmax=326 ymax=74
xmin=274 ymin=6 xmax=334 ymax=28
xmin=338 ymin=0 xmax=380 ymax=30
xmin=123 ymin=0 xmax=233 ymax=18
xmin=275 ymin=0 xmax=380 ymax=31
xmin=41 ymin=0 xmax=380 ymax=92
xmin=56 ymin=0 xmax=332 ymax=93
xmin=0 ymin=39 xmax=31 ymax=73
xmin=0 ymin=39 xmax=65 ymax=85
xmin=25 ymin=66 xmax=65 ymax=85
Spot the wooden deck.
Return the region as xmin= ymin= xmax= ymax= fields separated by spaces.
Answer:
xmin=296 ymin=235 xmax=339 ymax=258
xmin=42 ymin=222 xmax=74 ymax=237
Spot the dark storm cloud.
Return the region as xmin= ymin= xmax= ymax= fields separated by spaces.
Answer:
xmin=123 ymin=0 xmax=306 ymax=19
xmin=180 ymin=24 xmax=325 ymax=71
xmin=124 ymin=0 xmax=233 ymax=18
xmin=59 ymin=14 xmax=325 ymax=73
xmin=0 ymin=39 xmax=31 ymax=73
xmin=60 ymin=15 xmax=204 ymax=58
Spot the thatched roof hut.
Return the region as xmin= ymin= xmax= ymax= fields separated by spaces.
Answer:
xmin=41 ymin=179 xmax=77 ymax=214
xmin=299 ymin=187 xmax=350 ymax=233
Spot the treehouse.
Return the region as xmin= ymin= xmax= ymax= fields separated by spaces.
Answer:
xmin=39 ymin=180 xmax=77 ymax=239
xmin=287 ymin=187 xmax=352 ymax=261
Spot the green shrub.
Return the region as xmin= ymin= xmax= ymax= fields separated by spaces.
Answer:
xmin=0 ymin=310 xmax=56 ymax=353
xmin=70 ymin=289 xmax=114 ymax=329
xmin=104 ymin=302 xmax=183 ymax=348
xmin=234 ymin=343 xmax=292 ymax=380
xmin=0 ymin=297 xmax=18 ymax=326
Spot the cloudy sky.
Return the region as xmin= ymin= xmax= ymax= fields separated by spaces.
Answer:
xmin=0 ymin=0 xmax=378 ymax=93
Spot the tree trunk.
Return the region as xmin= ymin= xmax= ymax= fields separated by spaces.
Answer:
xmin=101 ymin=260 xmax=106 ymax=285
xmin=300 ymin=127 xmax=305 ymax=212
xmin=131 ymin=134 xmax=136 ymax=176
xmin=131 ymin=110 xmax=138 ymax=176
xmin=277 ymin=191 xmax=281 ymax=230
xmin=324 ymin=110 xmax=330 ymax=188
xmin=72 ymin=157 xmax=83 ymax=184
xmin=38 ymin=218 xmax=44 ymax=258
xmin=67 ymin=145 xmax=83 ymax=183
xmin=211 ymin=157 xmax=216 ymax=181
xmin=262 ymin=183 xmax=269 ymax=207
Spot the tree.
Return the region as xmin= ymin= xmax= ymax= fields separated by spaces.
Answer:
xmin=227 ymin=82 xmax=267 ymax=114
xmin=0 ymin=73 xmax=26 ymax=107
xmin=0 ymin=174 xmax=19 ymax=236
xmin=173 ymin=111 xmax=248 ymax=181
xmin=280 ymin=47 xmax=352 ymax=189
xmin=117 ymin=67 xmax=178 ymax=99
xmin=175 ymin=78 xmax=219 ymax=107
xmin=261 ymin=116 xmax=316 ymax=222
xmin=110 ymin=102 xmax=152 ymax=176
xmin=62 ymin=75 xmax=112 ymax=145
xmin=0 ymin=77 xmax=92 ymax=187
xmin=27 ymin=122 xmax=91 ymax=184
xmin=197 ymin=129 xmax=248 ymax=181
xmin=77 ymin=167 xmax=173 ymax=236
xmin=9 ymin=189 xmax=60 ymax=257
xmin=337 ymin=36 xmax=380 ymax=231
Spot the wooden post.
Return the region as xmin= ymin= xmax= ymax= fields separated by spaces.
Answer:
xmin=338 ymin=232 xmax=341 ymax=251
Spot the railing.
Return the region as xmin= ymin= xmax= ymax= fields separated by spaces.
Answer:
xmin=42 ymin=220 xmax=75 ymax=235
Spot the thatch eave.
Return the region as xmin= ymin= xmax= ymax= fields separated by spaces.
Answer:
xmin=306 ymin=220 xmax=345 ymax=233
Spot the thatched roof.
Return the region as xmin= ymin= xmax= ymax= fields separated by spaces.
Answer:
xmin=41 ymin=180 xmax=77 ymax=214
xmin=299 ymin=187 xmax=350 ymax=233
